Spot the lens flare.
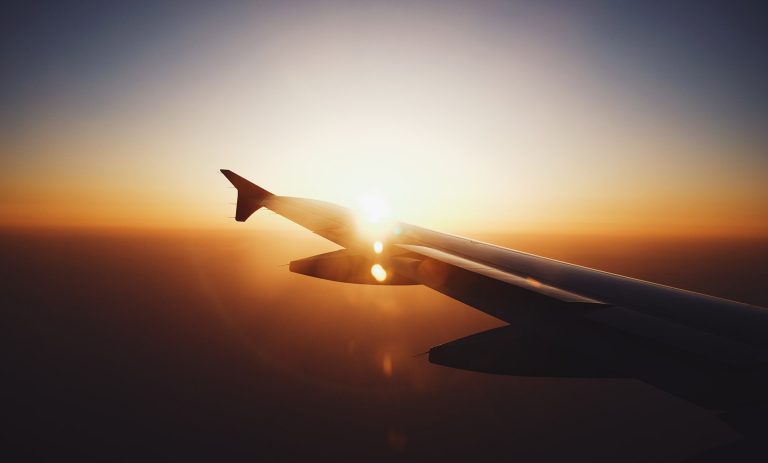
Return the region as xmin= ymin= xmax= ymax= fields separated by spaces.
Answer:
xmin=373 ymin=241 xmax=383 ymax=254
xmin=371 ymin=264 xmax=387 ymax=282
xmin=382 ymin=353 xmax=393 ymax=378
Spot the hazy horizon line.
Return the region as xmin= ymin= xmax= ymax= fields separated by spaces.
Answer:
xmin=3 ymin=222 xmax=767 ymax=240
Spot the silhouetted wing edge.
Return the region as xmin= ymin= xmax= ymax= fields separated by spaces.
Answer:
xmin=396 ymin=243 xmax=601 ymax=304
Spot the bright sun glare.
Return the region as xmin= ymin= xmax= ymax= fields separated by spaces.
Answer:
xmin=355 ymin=193 xmax=394 ymax=241
xmin=357 ymin=193 xmax=391 ymax=224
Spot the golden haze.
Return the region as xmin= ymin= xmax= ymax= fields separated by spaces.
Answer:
xmin=1 ymin=2 xmax=766 ymax=237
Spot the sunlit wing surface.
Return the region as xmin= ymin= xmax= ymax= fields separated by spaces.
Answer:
xmin=221 ymin=170 xmax=768 ymax=430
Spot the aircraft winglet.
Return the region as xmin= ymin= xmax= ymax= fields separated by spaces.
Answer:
xmin=220 ymin=169 xmax=274 ymax=222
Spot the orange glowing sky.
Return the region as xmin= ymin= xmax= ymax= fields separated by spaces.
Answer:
xmin=1 ymin=1 xmax=767 ymax=236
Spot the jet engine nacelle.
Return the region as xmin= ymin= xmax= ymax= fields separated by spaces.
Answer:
xmin=289 ymin=249 xmax=417 ymax=285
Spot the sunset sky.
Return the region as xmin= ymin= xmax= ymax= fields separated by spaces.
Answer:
xmin=2 ymin=1 xmax=766 ymax=235
xmin=4 ymin=3 xmax=768 ymax=460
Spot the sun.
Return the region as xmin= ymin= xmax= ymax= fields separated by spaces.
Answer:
xmin=356 ymin=193 xmax=391 ymax=224
xmin=354 ymin=192 xmax=395 ymax=243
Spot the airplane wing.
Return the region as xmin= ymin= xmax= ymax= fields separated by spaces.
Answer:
xmin=221 ymin=170 xmax=768 ymax=423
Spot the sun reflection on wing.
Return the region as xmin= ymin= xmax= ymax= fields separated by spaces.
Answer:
xmin=371 ymin=264 xmax=387 ymax=282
